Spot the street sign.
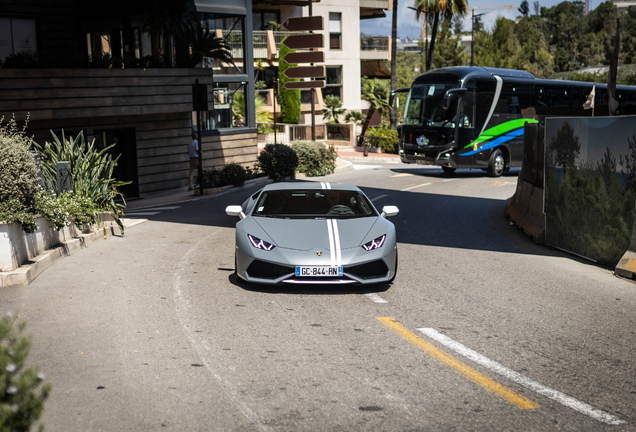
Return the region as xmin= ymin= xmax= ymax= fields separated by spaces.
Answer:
xmin=282 ymin=16 xmax=323 ymax=32
xmin=282 ymin=34 xmax=323 ymax=50
xmin=284 ymin=66 xmax=324 ymax=79
xmin=283 ymin=51 xmax=324 ymax=64
xmin=283 ymin=81 xmax=326 ymax=90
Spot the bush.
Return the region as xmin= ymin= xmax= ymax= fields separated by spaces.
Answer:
xmin=291 ymin=140 xmax=337 ymax=177
xmin=200 ymin=167 xmax=219 ymax=189
xmin=365 ymin=127 xmax=399 ymax=154
xmin=218 ymin=163 xmax=247 ymax=186
xmin=0 ymin=116 xmax=40 ymax=209
xmin=0 ymin=313 xmax=52 ymax=432
xmin=257 ymin=144 xmax=299 ymax=182
xmin=34 ymin=131 xmax=131 ymax=235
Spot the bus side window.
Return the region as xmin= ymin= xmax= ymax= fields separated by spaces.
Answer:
xmin=535 ymin=86 xmax=550 ymax=115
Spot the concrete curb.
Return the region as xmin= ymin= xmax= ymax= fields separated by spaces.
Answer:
xmin=0 ymin=219 xmax=146 ymax=288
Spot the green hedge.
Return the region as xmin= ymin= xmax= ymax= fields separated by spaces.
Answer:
xmin=278 ymin=40 xmax=301 ymax=124
xmin=365 ymin=127 xmax=399 ymax=154
xmin=291 ymin=140 xmax=337 ymax=177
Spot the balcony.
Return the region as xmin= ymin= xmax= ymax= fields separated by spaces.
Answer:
xmin=360 ymin=36 xmax=390 ymax=60
xmin=360 ymin=0 xmax=391 ymax=9
xmin=221 ymin=30 xmax=309 ymax=61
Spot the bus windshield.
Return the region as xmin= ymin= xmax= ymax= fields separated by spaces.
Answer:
xmin=403 ymin=83 xmax=459 ymax=128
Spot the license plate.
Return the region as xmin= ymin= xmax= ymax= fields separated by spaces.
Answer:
xmin=295 ymin=266 xmax=343 ymax=277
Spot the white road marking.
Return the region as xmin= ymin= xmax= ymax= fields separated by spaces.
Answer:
xmin=442 ymin=178 xmax=458 ymax=182
xmin=418 ymin=328 xmax=626 ymax=426
xmin=124 ymin=212 xmax=161 ymax=216
xmin=353 ymin=165 xmax=382 ymax=170
xmin=370 ymin=193 xmax=389 ymax=202
xmin=402 ymin=182 xmax=432 ymax=191
xmin=365 ymin=293 xmax=389 ymax=303
xmin=139 ymin=206 xmax=182 ymax=211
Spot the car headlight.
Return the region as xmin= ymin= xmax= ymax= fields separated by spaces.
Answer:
xmin=248 ymin=234 xmax=275 ymax=251
xmin=362 ymin=235 xmax=386 ymax=251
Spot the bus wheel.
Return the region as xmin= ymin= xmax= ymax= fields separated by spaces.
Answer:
xmin=488 ymin=150 xmax=504 ymax=177
xmin=441 ymin=166 xmax=456 ymax=175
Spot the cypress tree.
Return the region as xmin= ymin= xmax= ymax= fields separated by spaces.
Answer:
xmin=278 ymin=39 xmax=301 ymax=124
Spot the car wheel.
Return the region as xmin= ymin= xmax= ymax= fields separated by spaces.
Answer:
xmin=441 ymin=166 xmax=456 ymax=175
xmin=388 ymin=249 xmax=398 ymax=283
xmin=487 ymin=149 xmax=504 ymax=177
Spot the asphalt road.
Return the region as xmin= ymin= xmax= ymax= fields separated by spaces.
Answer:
xmin=3 ymin=162 xmax=636 ymax=431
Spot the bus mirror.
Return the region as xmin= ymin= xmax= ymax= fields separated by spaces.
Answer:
xmin=443 ymin=88 xmax=467 ymax=109
xmin=389 ymin=88 xmax=410 ymax=108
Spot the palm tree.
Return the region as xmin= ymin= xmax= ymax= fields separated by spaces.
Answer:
xmin=232 ymin=93 xmax=272 ymax=124
xmin=322 ymin=95 xmax=346 ymax=123
xmin=358 ymin=79 xmax=390 ymax=146
xmin=254 ymin=59 xmax=266 ymax=83
xmin=344 ymin=110 xmax=365 ymax=137
xmin=180 ymin=20 xmax=234 ymax=68
xmin=141 ymin=0 xmax=187 ymax=60
xmin=412 ymin=0 xmax=468 ymax=71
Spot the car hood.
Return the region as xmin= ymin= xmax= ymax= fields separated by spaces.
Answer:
xmin=253 ymin=217 xmax=378 ymax=251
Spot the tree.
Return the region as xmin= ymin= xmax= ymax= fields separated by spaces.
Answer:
xmin=542 ymin=1 xmax=585 ymax=71
xmin=358 ymin=79 xmax=390 ymax=146
xmin=278 ymin=39 xmax=301 ymax=124
xmin=519 ymin=0 xmax=530 ymax=16
xmin=344 ymin=110 xmax=366 ymax=137
xmin=0 ymin=314 xmax=52 ymax=432
xmin=254 ymin=59 xmax=266 ymax=83
xmin=141 ymin=0 xmax=188 ymax=60
xmin=232 ymin=93 xmax=272 ymax=124
xmin=577 ymin=32 xmax=605 ymax=66
xmin=390 ymin=0 xmax=399 ymax=129
xmin=549 ymin=121 xmax=581 ymax=174
xmin=322 ymin=95 xmax=346 ymax=123
xmin=412 ymin=0 xmax=468 ymax=71
xmin=514 ymin=15 xmax=554 ymax=76
xmin=475 ymin=17 xmax=519 ymax=69
xmin=432 ymin=17 xmax=468 ymax=68
xmin=179 ymin=21 xmax=234 ymax=68
xmin=533 ymin=1 xmax=540 ymax=15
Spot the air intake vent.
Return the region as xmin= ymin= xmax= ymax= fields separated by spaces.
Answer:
xmin=345 ymin=260 xmax=389 ymax=279
xmin=246 ymin=260 xmax=294 ymax=279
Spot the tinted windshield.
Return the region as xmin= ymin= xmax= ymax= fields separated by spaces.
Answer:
xmin=252 ymin=190 xmax=377 ymax=219
xmin=404 ymin=83 xmax=459 ymax=127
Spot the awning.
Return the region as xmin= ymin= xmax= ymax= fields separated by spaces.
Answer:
xmin=361 ymin=60 xmax=391 ymax=78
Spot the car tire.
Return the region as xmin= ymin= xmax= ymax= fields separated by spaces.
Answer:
xmin=441 ymin=166 xmax=456 ymax=175
xmin=487 ymin=149 xmax=504 ymax=177
xmin=388 ymin=249 xmax=398 ymax=283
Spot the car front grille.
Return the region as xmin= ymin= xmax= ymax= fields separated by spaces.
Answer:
xmin=345 ymin=260 xmax=389 ymax=280
xmin=246 ymin=260 xmax=294 ymax=280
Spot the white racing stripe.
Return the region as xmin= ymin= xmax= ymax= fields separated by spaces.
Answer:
xmin=418 ymin=328 xmax=626 ymax=426
xmin=326 ymin=182 xmax=332 ymax=189
xmin=326 ymin=219 xmax=336 ymax=267
xmin=321 ymin=182 xmax=326 ymax=189
xmin=332 ymin=219 xmax=342 ymax=266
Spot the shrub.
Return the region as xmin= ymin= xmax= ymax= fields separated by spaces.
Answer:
xmin=291 ymin=140 xmax=337 ymax=177
xmin=278 ymin=41 xmax=301 ymax=124
xmin=0 ymin=116 xmax=40 ymax=209
xmin=200 ymin=167 xmax=220 ymax=189
xmin=365 ymin=127 xmax=399 ymax=154
xmin=257 ymin=144 xmax=299 ymax=182
xmin=218 ymin=163 xmax=247 ymax=186
xmin=0 ymin=313 xmax=52 ymax=432
xmin=34 ymin=131 xmax=131 ymax=235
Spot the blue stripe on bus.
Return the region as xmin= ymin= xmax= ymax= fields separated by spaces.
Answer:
xmin=460 ymin=128 xmax=525 ymax=156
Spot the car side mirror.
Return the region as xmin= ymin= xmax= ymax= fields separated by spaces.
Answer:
xmin=381 ymin=205 xmax=399 ymax=218
xmin=225 ymin=205 xmax=246 ymax=220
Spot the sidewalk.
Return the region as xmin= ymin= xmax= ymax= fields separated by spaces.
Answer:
xmin=126 ymin=147 xmax=401 ymax=211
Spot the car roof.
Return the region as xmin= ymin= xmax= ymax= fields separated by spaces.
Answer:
xmin=261 ymin=182 xmax=362 ymax=192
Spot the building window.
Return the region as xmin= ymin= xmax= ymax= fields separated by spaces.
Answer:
xmin=0 ymin=17 xmax=37 ymax=63
xmin=329 ymin=13 xmax=341 ymax=50
xmin=253 ymin=9 xmax=280 ymax=31
xmin=322 ymin=66 xmax=342 ymax=99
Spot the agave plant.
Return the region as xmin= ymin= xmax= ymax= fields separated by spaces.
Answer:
xmin=34 ymin=130 xmax=131 ymax=235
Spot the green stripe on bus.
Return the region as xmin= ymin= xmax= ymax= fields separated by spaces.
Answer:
xmin=465 ymin=118 xmax=539 ymax=149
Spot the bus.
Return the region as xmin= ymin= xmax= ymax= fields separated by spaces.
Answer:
xmin=392 ymin=67 xmax=636 ymax=176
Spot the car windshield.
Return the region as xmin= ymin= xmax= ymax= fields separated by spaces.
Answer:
xmin=252 ymin=190 xmax=377 ymax=219
xmin=403 ymin=83 xmax=459 ymax=128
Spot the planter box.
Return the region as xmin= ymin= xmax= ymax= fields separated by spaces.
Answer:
xmin=0 ymin=213 xmax=115 ymax=272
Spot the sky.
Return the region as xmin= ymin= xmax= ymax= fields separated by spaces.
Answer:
xmin=360 ymin=0 xmax=598 ymax=39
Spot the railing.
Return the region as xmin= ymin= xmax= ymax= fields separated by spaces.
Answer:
xmin=360 ymin=36 xmax=390 ymax=60
xmin=256 ymin=123 xmax=327 ymax=144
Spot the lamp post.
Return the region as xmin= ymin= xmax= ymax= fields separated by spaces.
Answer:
xmin=470 ymin=11 xmax=486 ymax=67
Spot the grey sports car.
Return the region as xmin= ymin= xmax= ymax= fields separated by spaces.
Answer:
xmin=225 ymin=182 xmax=399 ymax=285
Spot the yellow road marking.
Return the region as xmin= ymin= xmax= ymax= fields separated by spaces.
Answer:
xmin=391 ymin=173 xmax=414 ymax=177
xmin=489 ymin=180 xmax=505 ymax=186
xmin=377 ymin=317 xmax=540 ymax=410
